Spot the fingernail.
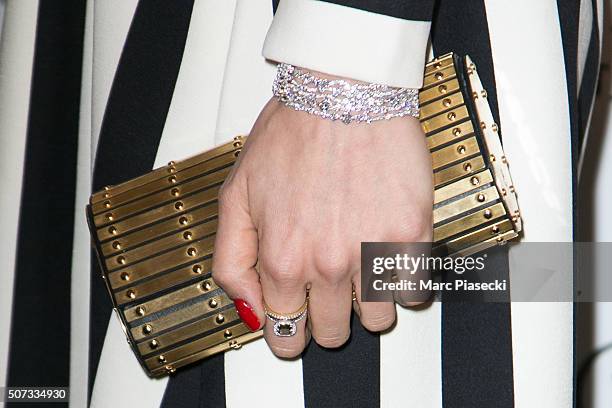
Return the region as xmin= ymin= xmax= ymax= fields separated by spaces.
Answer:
xmin=234 ymin=299 xmax=260 ymax=331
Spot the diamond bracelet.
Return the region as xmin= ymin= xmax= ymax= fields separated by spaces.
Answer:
xmin=272 ymin=63 xmax=419 ymax=124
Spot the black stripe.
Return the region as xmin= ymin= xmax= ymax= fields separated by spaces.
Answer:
xmin=273 ymin=0 xmax=435 ymax=21
xmin=575 ymin=4 xmax=601 ymax=403
xmin=556 ymin=0 xmax=580 ymax=236
xmin=160 ymin=354 xmax=226 ymax=408
xmin=431 ymin=2 xmax=515 ymax=407
xmin=557 ymin=1 xmax=583 ymax=406
xmin=317 ymin=0 xmax=435 ymax=21
xmin=88 ymin=0 xmax=207 ymax=403
xmin=302 ymin=314 xmax=380 ymax=408
xmin=6 ymin=1 xmax=85 ymax=406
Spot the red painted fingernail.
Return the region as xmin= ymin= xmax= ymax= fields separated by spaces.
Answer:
xmin=234 ymin=299 xmax=260 ymax=331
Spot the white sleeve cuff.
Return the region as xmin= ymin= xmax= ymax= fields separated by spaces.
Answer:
xmin=262 ymin=0 xmax=431 ymax=89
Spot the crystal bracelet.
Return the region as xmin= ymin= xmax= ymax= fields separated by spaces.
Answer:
xmin=272 ymin=63 xmax=419 ymax=124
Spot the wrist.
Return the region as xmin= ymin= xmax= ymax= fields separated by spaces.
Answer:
xmin=272 ymin=63 xmax=420 ymax=125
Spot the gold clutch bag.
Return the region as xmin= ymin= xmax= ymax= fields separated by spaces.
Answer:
xmin=86 ymin=53 xmax=522 ymax=377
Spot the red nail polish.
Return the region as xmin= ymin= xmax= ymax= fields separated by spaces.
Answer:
xmin=234 ymin=299 xmax=260 ymax=331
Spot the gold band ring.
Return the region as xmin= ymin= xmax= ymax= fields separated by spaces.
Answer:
xmin=263 ymin=299 xmax=308 ymax=320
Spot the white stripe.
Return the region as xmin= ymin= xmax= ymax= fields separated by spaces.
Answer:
xmin=90 ymin=318 xmax=168 ymax=408
xmin=215 ymin=0 xmax=278 ymax=144
xmin=577 ymin=0 xmax=601 ymax=178
xmin=69 ymin=0 xmax=93 ymax=406
xmin=226 ymin=340 xmax=306 ymax=408
xmin=577 ymin=0 xmax=594 ymax=90
xmin=157 ymin=0 xmax=238 ymax=162
xmin=485 ymin=1 xmax=574 ymax=407
xmin=262 ymin=0 xmax=431 ymax=88
xmin=597 ymin=0 xmax=604 ymax=48
xmin=0 ymin=0 xmax=39 ymax=392
xmin=215 ymin=2 xmax=306 ymax=407
xmin=91 ymin=0 xmax=139 ymax=163
xmin=380 ymin=303 xmax=442 ymax=408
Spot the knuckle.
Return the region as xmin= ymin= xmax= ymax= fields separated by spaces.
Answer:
xmin=315 ymin=251 xmax=349 ymax=283
xmin=217 ymin=181 xmax=231 ymax=202
xmin=211 ymin=267 xmax=227 ymax=284
xmin=211 ymin=267 xmax=233 ymax=290
xmin=260 ymin=252 xmax=303 ymax=287
xmin=361 ymin=312 xmax=396 ymax=332
xmin=217 ymin=180 xmax=239 ymax=208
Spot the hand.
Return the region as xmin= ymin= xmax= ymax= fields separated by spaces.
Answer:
xmin=212 ymin=95 xmax=433 ymax=358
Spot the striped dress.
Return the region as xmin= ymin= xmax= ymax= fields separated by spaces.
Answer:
xmin=0 ymin=0 xmax=603 ymax=407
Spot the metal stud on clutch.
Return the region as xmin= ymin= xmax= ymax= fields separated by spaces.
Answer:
xmin=86 ymin=53 xmax=521 ymax=377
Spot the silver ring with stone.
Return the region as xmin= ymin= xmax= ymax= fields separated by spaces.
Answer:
xmin=264 ymin=299 xmax=308 ymax=337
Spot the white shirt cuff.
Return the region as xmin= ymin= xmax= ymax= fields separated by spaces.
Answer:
xmin=262 ymin=0 xmax=431 ymax=89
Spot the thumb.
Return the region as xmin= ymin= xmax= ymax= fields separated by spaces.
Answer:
xmin=212 ymin=178 xmax=263 ymax=332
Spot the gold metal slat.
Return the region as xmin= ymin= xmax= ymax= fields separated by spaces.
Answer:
xmin=149 ymin=330 xmax=262 ymax=377
xmin=124 ymin=279 xmax=219 ymax=323
xmin=105 ymin=218 xmax=218 ymax=271
xmin=137 ymin=309 xmax=242 ymax=354
xmin=96 ymin=185 xmax=220 ymax=242
xmin=419 ymin=78 xmax=461 ymax=106
xmin=422 ymin=65 xmax=457 ymax=89
xmin=433 ymin=185 xmax=499 ymax=224
xmin=433 ymin=202 xmax=507 ymax=242
xmin=434 ymin=169 xmax=493 ymax=205
xmin=113 ymin=258 xmax=213 ymax=305
xmin=438 ymin=219 xmax=515 ymax=255
xmin=456 ymin=231 xmax=519 ymax=257
xmin=421 ymin=105 xmax=470 ymax=135
xmin=131 ymin=293 xmax=232 ymax=342
xmin=431 ymin=136 xmax=480 ymax=171
xmin=108 ymin=235 xmax=215 ymax=284
xmin=100 ymin=203 xmax=218 ymax=257
xmin=419 ymin=90 xmax=465 ymax=121
xmin=109 ymin=244 xmax=212 ymax=290
xmin=91 ymin=137 xmax=242 ymax=203
xmin=93 ymin=167 xmax=229 ymax=227
xmin=434 ymin=157 xmax=486 ymax=187
xmin=426 ymin=120 xmax=475 ymax=151
xmin=91 ymin=151 xmax=236 ymax=215
xmin=424 ymin=53 xmax=454 ymax=75
xmin=144 ymin=323 xmax=251 ymax=370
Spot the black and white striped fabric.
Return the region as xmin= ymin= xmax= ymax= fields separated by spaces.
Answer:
xmin=0 ymin=0 xmax=603 ymax=407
